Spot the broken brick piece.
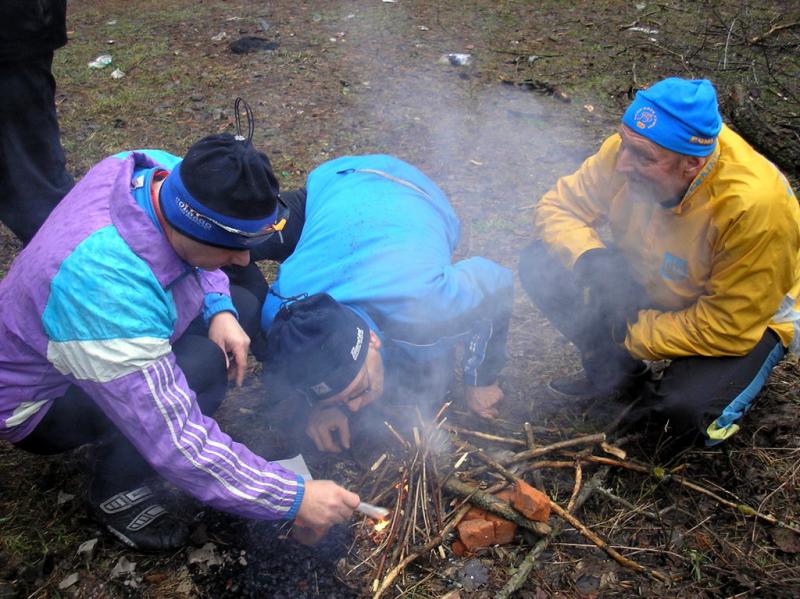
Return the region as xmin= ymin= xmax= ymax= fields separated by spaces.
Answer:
xmin=495 ymin=488 xmax=514 ymax=503
xmin=457 ymin=518 xmax=495 ymax=551
xmin=451 ymin=539 xmax=468 ymax=557
xmin=512 ymin=478 xmax=551 ymax=522
xmin=492 ymin=518 xmax=518 ymax=544
xmin=464 ymin=506 xmax=490 ymax=521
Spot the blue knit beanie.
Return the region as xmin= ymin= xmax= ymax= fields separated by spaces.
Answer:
xmin=265 ymin=293 xmax=370 ymax=400
xmin=159 ymin=134 xmax=282 ymax=249
xmin=621 ymin=78 xmax=722 ymax=156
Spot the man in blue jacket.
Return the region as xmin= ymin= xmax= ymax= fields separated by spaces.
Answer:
xmin=261 ymin=155 xmax=513 ymax=453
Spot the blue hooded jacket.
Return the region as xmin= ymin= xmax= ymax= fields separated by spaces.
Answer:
xmin=262 ymin=155 xmax=513 ymax=387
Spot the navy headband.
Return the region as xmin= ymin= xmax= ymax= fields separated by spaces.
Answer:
xmin=159 ymin=161 xmax=279 ymax=249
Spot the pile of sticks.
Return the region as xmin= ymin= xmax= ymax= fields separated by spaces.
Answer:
xmin=343 ymin=403 xmax=452 ymax=598
xmin=342 ymin=402 xmax=799 ymax=598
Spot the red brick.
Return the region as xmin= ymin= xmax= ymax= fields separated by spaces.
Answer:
xmin=492 ymin=518 xmax=518 ymax=544
xmin=464 ymin=506 xmax=490 ymax=521
xmin=457 ymin=518 xmax=495 ymax=551
xmin=451 ymin=539 xmax=468 ymax=557
xmin=512 ymin=478 xmax=551 ymax=522
xmin=495 ymin=488 xmax=514 ymax=503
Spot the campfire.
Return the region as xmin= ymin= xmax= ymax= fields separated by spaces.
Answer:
xmin=336 ymin=400 xmax=799 ymax=598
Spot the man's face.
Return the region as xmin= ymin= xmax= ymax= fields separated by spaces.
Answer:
xmin=317 ymin=330 xmax=385 ymax=413
xmin=169 ymin=232 xmax=251 ymax=270
xmin=615 ymin=125 xmax=696 ymax=205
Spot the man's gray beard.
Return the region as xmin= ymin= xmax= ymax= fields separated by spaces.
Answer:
xmin=626 ymin=179 xmax=660 ymax=204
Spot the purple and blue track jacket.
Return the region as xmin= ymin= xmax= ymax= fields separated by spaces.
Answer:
xmin=0 ymin=151 xmax=303 ymax=520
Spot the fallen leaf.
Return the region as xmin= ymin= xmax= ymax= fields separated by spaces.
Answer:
xmin=76 ymin=538 xmax=98 ymax=560
xmin=110 ymin=556 xmax=137 ymax=579
xmin=58 ymin=573 xmax=79 ymax=590
xmin=771 ymin=528 xmax=800 ymax=553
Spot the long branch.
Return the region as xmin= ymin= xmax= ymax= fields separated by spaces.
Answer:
xmin=451 ymin=437 xmax=519 ymax=482
xmin=502 ymin=433 xmax=606 ymax=466
xmin=466 ymin=433 xmax=605 ymax=477
xmin=496 ymin=467 xmax=610 ymax=599
xmin=548 ymin=500 xmax=672 ymax=583
xmin=580 ymin=455 xmax=800 ymax=535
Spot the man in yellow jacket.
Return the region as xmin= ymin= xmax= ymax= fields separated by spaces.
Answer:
xmin=519 ymin=77 xmax=800 ymax=447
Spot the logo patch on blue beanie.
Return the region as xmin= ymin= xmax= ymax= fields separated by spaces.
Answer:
xmin=633 ymin=106 xmax=657 ymax=130
xmin=351 ymin=327 xmax=364 ymax=361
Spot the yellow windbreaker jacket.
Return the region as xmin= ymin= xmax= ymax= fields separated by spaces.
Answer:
xmin=535 ymin=125 xmax=800 ymax=360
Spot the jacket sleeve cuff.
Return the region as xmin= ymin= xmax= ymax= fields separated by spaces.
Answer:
xmin=203 ymin=293 xmax=239 ymax=325
xmin=285 ymin=475 xmax=306 ymax=520
xmin=466 ymin=372 xmax=499 ymax=387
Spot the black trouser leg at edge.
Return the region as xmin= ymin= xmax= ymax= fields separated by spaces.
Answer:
xmin=518 ymin=240 xmax=641 ymax=390
xmin=0 ymin=54 xmax=73 ymax=244
xmin=14 ymin=284 xmax=261 ymax=499
xmin=639 ymin=329 xmax=785 ymax=447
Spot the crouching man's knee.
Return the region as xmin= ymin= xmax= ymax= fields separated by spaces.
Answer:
xmin=643 ymin=375 xmax=762 ymax=448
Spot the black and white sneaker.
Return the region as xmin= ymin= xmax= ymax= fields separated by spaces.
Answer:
xmin=89 ymin=485 xmax=189 ymax=551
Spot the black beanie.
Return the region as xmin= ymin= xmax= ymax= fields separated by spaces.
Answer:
xmin=180 ymin=133 xmax=280 ymax=219
xmin=266 ymin=294 xmax=370 ymax=400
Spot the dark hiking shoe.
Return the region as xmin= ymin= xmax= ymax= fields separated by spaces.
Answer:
xmin=547 ymin=373 xmax=617 ymax=401
xmin=89 ymin=486 xmax=189 ymax=551
xmin=547 ymin=364 xmax=650 ymax=402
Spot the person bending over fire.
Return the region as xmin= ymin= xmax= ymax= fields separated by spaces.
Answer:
xmin=519 ymin=77 xmax=800 ymax=449
xmin=0 ymin=108 xmax=358 ymax=550
xmin=260 ymin=154 xmax=513 ymax=454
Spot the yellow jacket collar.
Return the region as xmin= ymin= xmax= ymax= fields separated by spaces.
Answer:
xmin=672 ymin=143 xmax=721 ymax=214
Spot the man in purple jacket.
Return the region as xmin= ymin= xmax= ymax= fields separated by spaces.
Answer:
xmin=0 ymin=132 xmax=359 ymax=550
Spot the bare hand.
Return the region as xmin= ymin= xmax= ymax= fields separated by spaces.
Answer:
xmin=465 ymin=383 xmax=504 ymax=419
xmin=306 ymin=406 xmax=351 ymax=453
xmin=208 ymin=311 xmax=250 ymax=387
xmin=291 ymin=524 xmax=328 ymax=546
xmin=295 ymin=480 xmax=360 ymax=535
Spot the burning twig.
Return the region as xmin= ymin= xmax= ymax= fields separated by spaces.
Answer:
xmin=371 ymin=504 xmax=471 ymax=599
xmin=443 ymin=478 xmax=551 ymax=536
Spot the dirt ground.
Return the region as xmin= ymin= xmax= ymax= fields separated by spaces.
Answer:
xmin=1 ymin=1 xmax=799 ymax=598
